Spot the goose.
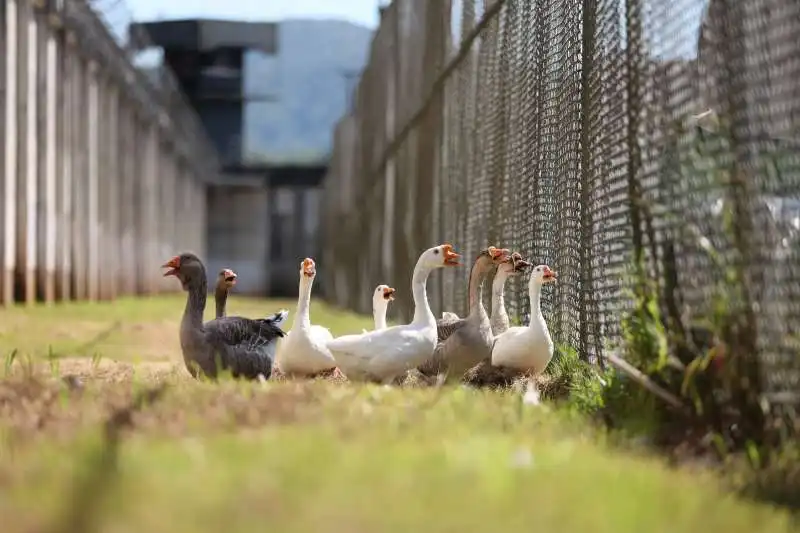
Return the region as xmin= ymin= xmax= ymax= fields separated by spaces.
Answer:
xmin=162 ymin=253 xmax=286 ymax=380
xmin=417 ymin=246 xmax=511 ymax=383
xmin=491 ymin=264 xmax=558 ymax=403
xmin=362 ymin=284 xmax=395 ymax=333
xmin=214 ymin=268 xmax=237 ymax=319
xmin=275 ymin=258 xmax=340 ymax=378
xmin=214 ymin=268 xmax=289 ymax=327
xmin=326 ymin=244 xmax=461 ymax=383
xmin=490 ymin=252 xmax=532 ymax=335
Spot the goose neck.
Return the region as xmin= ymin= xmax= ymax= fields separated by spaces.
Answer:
xmin=527 ymin=279 xmax=544 ymax=324
xmin=214 ymin=286 xmax=228 ymax=318
xmin=296 ymin=275 xmax=313 ymax=328
xmin=411 ymin=262 xmax=435 ymax=326
xmin=183 ymin=275 xmax=207 ymax=331
xmin=467 ymin=258 xmax=492 ymax=315
xmin=373 ymin=302 xmax=387 ymax=330
xmin=492 ymin=272 xmax=509 ymax=312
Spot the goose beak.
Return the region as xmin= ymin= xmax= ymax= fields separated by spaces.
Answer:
xmin=222 ymin=269 xmax=237 ymax=285
xmin=514 ymin=258 xmax=532 ymax=273
xmin=488 ymin=246 xmax=511 ymax=262
xmin=543 ymin=266 xmax=558 ymax=282
xmin=382 ymin=287 xmax=396 ymax=301
xmin=302 ymin=258 xmax=316 ymax=277
xmin=442 ymin=244 xmax=461 ymax=266
xmin=162 ymin=256 xmax=180 ymax=277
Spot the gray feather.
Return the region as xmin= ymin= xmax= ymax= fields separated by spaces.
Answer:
xmin=436 ymin=315 xmax=465 ymax=342
xmin=202 ymin=315 xmax=286 ymax=379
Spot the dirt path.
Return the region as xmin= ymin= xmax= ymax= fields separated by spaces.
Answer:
xmin=53 ymin=357 xmax=187 ymax=384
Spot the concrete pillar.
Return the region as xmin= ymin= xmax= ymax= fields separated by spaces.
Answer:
xmin=71 ymin=55 xmax=86 ymax=300
xmin=15 ymin=2 xmax=37 ymax=304
xmin=86 ymin=60 xmax=99 ymax=301
xmin=56 ymin=34 xmax=74 ymax=302
xmin=37 ymin=15 xmax=57 ymax=303
xmin=196 ymin=175 xmax=207 ymax=261
xmin=175 ymin=162 xmax=186 ymax=262
xmin=133 ymin=117 xmax=145 ymax=295
xmin=145 ymin=126 xmax=159 ymax=293
xmin=156 ymin=143 xmax=166 ymax=291
xmin=185 ymin=171 xmax=195 ymax=256
xmin=95 ymin=74 xmax=109 ymax=300
xmin=106 ymin=84 xmax=120 ymax=299
xmin=136 ymin=123 xmax=158 ymax=294
xmin=162 ymin=146 xmax=179 ymax=292
xmin=119 ymin=104 xmax=135 ymax=295
xmin=2 ymin=0 xmax=18 ymax=305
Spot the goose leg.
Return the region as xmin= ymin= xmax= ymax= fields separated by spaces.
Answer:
xmin=434 ymin=372 xmax=448 ymax=388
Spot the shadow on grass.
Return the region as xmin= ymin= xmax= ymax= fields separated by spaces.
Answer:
xmin=48 ymin=383 xmax=168 ymax=533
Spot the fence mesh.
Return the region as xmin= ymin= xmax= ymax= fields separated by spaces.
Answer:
xmin=322 ymin=0 xmax=800 ymax=405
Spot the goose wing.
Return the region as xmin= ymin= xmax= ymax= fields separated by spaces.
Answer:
xmin=436 ymin=315 xmax=467 ymax=342
xmin=204 ymin=316 xmax=286 ymax=379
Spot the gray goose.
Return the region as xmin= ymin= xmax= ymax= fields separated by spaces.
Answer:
xmin=417 ymin=246 xmax=511 ymax=383
xmin=464 ymin=252 xmax=533 ymax=387
xmin=215 ymin=268 xmax=237 ymax=319
xmin=163 ymin=253 xmax=286 ymax=380
xmin=215 ymin=267 xmax=289 ymax=328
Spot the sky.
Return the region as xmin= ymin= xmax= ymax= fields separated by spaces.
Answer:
xmin=125 ymin=0 xmax=382 ymax=28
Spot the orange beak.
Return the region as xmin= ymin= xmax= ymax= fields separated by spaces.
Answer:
xmin=442 ymin=244 xmax=461 ymax=266
xmin=302 ymin=258 xmax=316 ymax=277
xmin=382 ymin=287 xmax=396 ymax=301
xmin=162 ymin=256 xmax=180 ymax=277
xmin=222 ymin=269 xmax=237 ymax=285
xmin=543 ymin=266 xmax=558 ymax=281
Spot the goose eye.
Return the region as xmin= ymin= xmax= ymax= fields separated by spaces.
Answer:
xmin=433 ymin=249 xmax=440 ymax=255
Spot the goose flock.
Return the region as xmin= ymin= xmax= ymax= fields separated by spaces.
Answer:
xmin=162 ymin=244 xmax=556 ymax=398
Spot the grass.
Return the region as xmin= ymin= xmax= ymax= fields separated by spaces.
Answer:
xmin=0 ymin=295 xmax=794 ymax=532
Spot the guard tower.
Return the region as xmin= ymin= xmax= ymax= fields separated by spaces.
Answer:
xmin=126 ymin=19 xmax=328 ymax=295
xmin=128 ymin=19 xmax=278 ymax=168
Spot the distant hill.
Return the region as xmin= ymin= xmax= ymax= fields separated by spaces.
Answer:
xmin=242 ymin=19 xmax=374 ymax=165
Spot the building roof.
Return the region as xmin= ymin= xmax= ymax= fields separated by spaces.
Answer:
xmin=128 ymin=19 xmax=278 ymax=54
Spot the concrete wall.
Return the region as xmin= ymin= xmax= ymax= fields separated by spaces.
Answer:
xmin=206 ymin=184 xmax=269 ymax=295
xmin=0 ymin=0 xmax=216 ymax=305
xmin=206 ymin=182 xmax=324 ymax=298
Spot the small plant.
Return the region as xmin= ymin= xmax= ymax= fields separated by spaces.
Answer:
xmin=4 ymin=349 xmax=18 ymax=376
xmin=47 ymin=346 xmax=60 ymax=377
xmin=541 ymin=344 xmax=597 ymax=402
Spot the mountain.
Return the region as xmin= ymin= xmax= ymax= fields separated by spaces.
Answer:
xmin=242 ymin=19 xmax=374 ymax=165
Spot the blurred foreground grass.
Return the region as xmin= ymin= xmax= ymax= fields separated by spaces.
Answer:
xmin=0 ymin=296 xmax=793 ymax=532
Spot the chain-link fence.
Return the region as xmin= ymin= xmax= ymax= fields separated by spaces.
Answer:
xmin=321 ymin=0 xmax=799 ymax=407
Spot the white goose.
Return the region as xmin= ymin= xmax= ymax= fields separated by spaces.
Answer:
xmin=363 ymin=284 xmax=396 ymax=333
xmin=275 ymin=258 xmax=338 ymax=377
xmin=326 ymin=244 xmax=461 ymax=383
xmin=491 ymin=264 xmax=557 ymax=402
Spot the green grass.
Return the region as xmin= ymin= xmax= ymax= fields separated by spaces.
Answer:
xmin=0 ymin=294 xmax=372 ymax=362
xmin=0 ymin=295 xmax=794 ymax=532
